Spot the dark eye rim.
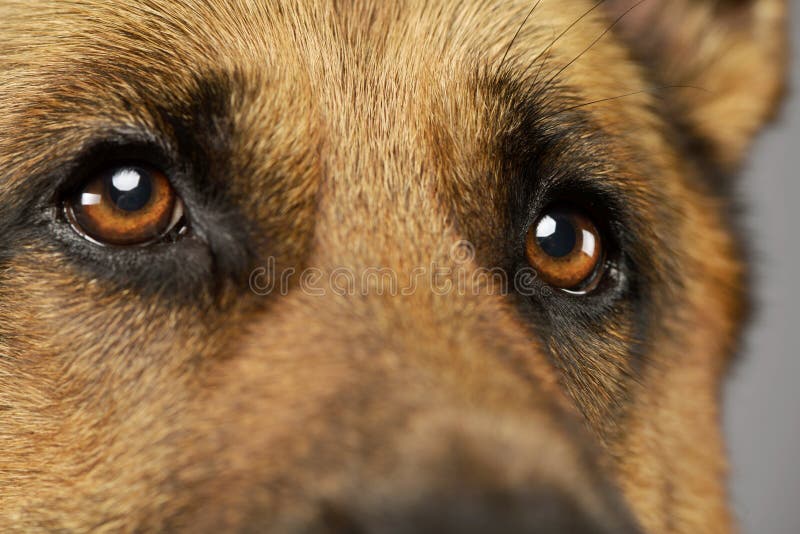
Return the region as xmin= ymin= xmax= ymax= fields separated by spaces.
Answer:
xmin=29 ymin=132 xmax=259 ymax=299
xmin=61 ymin=160 xmax=189 ymax=248
xmin=517 ymin=194 xmax=626 ymax=300
xmin=50 ymin=136 xmax=193 ymax=248
xmin=62 ymin=198 xmax=188 ymax=248
xmin=526 ymin=204 xmax=605 ymax=293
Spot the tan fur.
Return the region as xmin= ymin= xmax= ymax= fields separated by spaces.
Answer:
xmin=0 ymin=1 xmax=787 ymax=532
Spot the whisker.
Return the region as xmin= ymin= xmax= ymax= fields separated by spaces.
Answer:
xmin=532 ymin=45 xmax=554 ymax=87
xmin=525 ymin=0 xmax=607 ymax=78
xmin=498 ymin=0 xmax=544 ymax=73
xmin=546 ymin=90 xmax=649 ymax=119
xmin=542 ymin=0 xmax=648 ymax=89
xmin=540 ymin=85 xmax=711 ymax=121
xmin=520 ymin=27 xmax=556 ymax=83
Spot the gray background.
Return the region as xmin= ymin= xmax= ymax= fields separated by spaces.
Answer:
xmin=724 ymin=2 xmax=799 ymax=533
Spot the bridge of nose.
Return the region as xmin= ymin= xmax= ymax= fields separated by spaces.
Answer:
xmin=185 ymin=274 xmax=638 ymax=531
xmin=208 ymin=83 xmax=629 ymax=524
xmin=198 ymin=6 xmax=631 ymax=527
xmin=290 ymin=19 xmax=505 ymax=273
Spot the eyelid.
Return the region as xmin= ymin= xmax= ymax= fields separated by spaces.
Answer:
xmin=45 ymin=132 xmax=173 ymax=195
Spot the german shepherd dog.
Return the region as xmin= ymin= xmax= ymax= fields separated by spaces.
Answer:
xmin=0 ymin=0 xmax=788 ymax=532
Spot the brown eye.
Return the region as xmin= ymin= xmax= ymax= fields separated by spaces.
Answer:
xmin=525 ymin=206 xmax=604 ymax=292
xmin=64 ymin=164 xmax=184 ymax=246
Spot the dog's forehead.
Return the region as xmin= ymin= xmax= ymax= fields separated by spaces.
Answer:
xmin=0 ymin=0 xmax=651 ymax=138
xmin=0 ymin=0 xmax=672 ymax=270
xmin=0 ymin=0 xmax=660 ymax=195
xmin=0 ymin=1 xmax=628 ymax=70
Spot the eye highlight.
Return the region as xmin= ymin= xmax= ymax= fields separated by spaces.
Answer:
xmin=64 ymin=164 xmax=185 ymax=246
xmin=525 ymin=206 xmax=604 ymax=293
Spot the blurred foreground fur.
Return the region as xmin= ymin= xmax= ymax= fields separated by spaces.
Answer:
xmin=0 ymin=0 xmax=788 ymax=532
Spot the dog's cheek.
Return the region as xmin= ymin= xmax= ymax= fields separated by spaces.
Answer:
xmin=0 ymin=252 xmax=239 ymax=529
xmin=609 ymin=178 xmax=747 ymax=533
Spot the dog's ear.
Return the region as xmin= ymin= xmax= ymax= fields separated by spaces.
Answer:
xmin=605 ymin=0 xmax=788 ymax=172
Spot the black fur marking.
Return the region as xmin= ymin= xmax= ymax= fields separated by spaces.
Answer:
xmin=0 ymin=72 xmax=258 ymax=303
xmin=471 ymin=71 xmax=671 ymax=435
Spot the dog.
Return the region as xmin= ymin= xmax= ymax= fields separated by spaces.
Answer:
xmin=0 ymin=0 xmax=788 ymax=531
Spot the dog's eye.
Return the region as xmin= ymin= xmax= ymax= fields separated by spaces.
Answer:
xmin=64 ymin=164 xmax=185 ymax=246
xmin=525 ymin=206 xmax=604 ymax=292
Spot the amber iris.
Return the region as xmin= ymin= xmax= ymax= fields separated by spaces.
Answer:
xmin=65 ymin=165 xmax=181 ymax=246
xmin=525 ymin=206 xmax=604 ymax=291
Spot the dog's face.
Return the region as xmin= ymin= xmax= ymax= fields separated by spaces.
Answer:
xmin=0 ymin=0 xmax=787 ymax=532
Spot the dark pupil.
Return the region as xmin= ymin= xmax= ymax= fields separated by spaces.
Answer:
xmin=536 ymin=213 xmax=577 ymax=258
xmin=106 ymin=167 xmax=152 ymax=212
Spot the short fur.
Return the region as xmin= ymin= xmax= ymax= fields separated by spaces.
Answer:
xmin=0 ymin=0 xmax=788 ymax=532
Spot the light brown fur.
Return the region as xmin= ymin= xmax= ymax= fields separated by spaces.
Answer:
xmin=0 ymin=0 xmax=788 ymax=532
